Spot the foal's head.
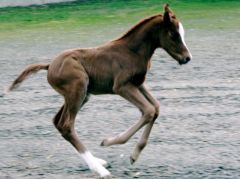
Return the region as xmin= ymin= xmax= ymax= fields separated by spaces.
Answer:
xmin=160 ymin=4 xmax=192 ymax=65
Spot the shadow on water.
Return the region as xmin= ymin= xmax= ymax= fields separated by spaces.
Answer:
xmin=0 ymin=1 xmax=240 ymax=178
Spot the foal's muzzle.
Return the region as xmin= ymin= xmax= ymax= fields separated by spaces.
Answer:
xmin=178 ymin=56 xmax=191 ymax=65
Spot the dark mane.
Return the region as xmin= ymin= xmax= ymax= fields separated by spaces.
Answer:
xmin=115 ymin=13 xmax=162 ymax=41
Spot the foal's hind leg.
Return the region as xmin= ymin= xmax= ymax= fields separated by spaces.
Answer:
xmin=53 ymin=78 xmax=110 ymax=178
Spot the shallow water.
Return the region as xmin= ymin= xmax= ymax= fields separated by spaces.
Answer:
xmin=0 ymin=21 xmax=240 ymax=178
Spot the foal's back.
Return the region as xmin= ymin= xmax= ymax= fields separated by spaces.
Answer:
xmin=48 ymin=40 xmax=147 ymax=94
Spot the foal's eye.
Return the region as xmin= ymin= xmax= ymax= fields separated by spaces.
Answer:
xmin=169 ymin=32 xmax=180 ymax=41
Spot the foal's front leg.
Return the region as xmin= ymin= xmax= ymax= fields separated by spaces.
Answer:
xmin=101 ymin=84 xmax=156 ymax=147
xmin=130 ymin=85 xmax=160 ymax=164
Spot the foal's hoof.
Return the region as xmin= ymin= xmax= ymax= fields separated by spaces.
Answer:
xmin=100 ymin=175 xmax=112 ymax=179
xmin=130 ymin=156 xmax=136 ymax=165
xmin=100 ymin=140 xmax=105 ymax=146
xmin=100 ymin=139 xmax=109 ymax=146
xmin=95 ymin=157 xmax=108 ymax=166
xmin=91 ymin=163 xmax=111 ymax=179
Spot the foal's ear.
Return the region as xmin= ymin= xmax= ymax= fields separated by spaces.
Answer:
xmin=163 ymin=4 xmax=175 ymax=25
xmin=164 ymin=4 xmax=172 ymax=13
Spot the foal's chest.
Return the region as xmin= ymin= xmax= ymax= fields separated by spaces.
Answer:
xmin=130 ymin=72 xmax=146 ymax=87
xmin=129 ymin=59 xmax=150 ymax=87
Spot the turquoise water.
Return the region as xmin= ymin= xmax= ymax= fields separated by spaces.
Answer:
xmin=0 ymin=17 xmax=240 ymax=178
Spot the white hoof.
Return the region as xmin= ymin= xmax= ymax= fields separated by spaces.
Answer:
xmin=80 ymin=151 xmax=111 ymax=178
xmin=90 ymin=163 xmax=111 ymax=178
xmin=95 ymin=157 xmax=108 ymax=166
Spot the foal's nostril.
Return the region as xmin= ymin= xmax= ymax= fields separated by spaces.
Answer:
xmin=185 ymin=57 xmax=191 ymax=63
xmin=178 ymin=56 xmax=191 ymax=65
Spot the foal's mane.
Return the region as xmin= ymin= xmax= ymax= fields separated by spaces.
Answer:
xmin=115 ymin=14 xmax=162 ymax=41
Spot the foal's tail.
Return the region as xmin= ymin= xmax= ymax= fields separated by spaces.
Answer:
xmin=6 ymin=63 xmax=49 ymax=94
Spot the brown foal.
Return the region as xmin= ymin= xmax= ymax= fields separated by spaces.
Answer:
xmin=7 ymin=4 xmax=192 ymax=178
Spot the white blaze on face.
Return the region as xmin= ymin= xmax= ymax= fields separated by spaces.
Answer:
xmin=178 ymin=22 xmax=192 ymax=58
xmin=179 ymin=22 xmax=186 ymax=46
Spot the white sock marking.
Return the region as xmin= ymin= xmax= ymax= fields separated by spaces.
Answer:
xmin=95 ymin=157 xmax=108 ymax=166
xmin=80 ymin=151 xmax=110 ymax=177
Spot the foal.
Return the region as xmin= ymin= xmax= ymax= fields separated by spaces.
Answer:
xmin=8 ymin=4 xmax=192 ymax=178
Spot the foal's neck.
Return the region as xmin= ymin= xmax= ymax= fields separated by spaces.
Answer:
xmin=116 ymin=15 xmax=162 ymax=61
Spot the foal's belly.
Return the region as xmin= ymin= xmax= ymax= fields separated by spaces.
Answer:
xmin=87 ymin=76 xmax=114 ymax=95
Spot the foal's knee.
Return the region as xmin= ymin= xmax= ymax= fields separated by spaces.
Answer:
xmin=143 ymin=106 xmax=156 ymax=124
xmin=144 ymin=102 xmax=160 ymax=123
xmin=154 ymin=102 xmax=160 ymax=120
